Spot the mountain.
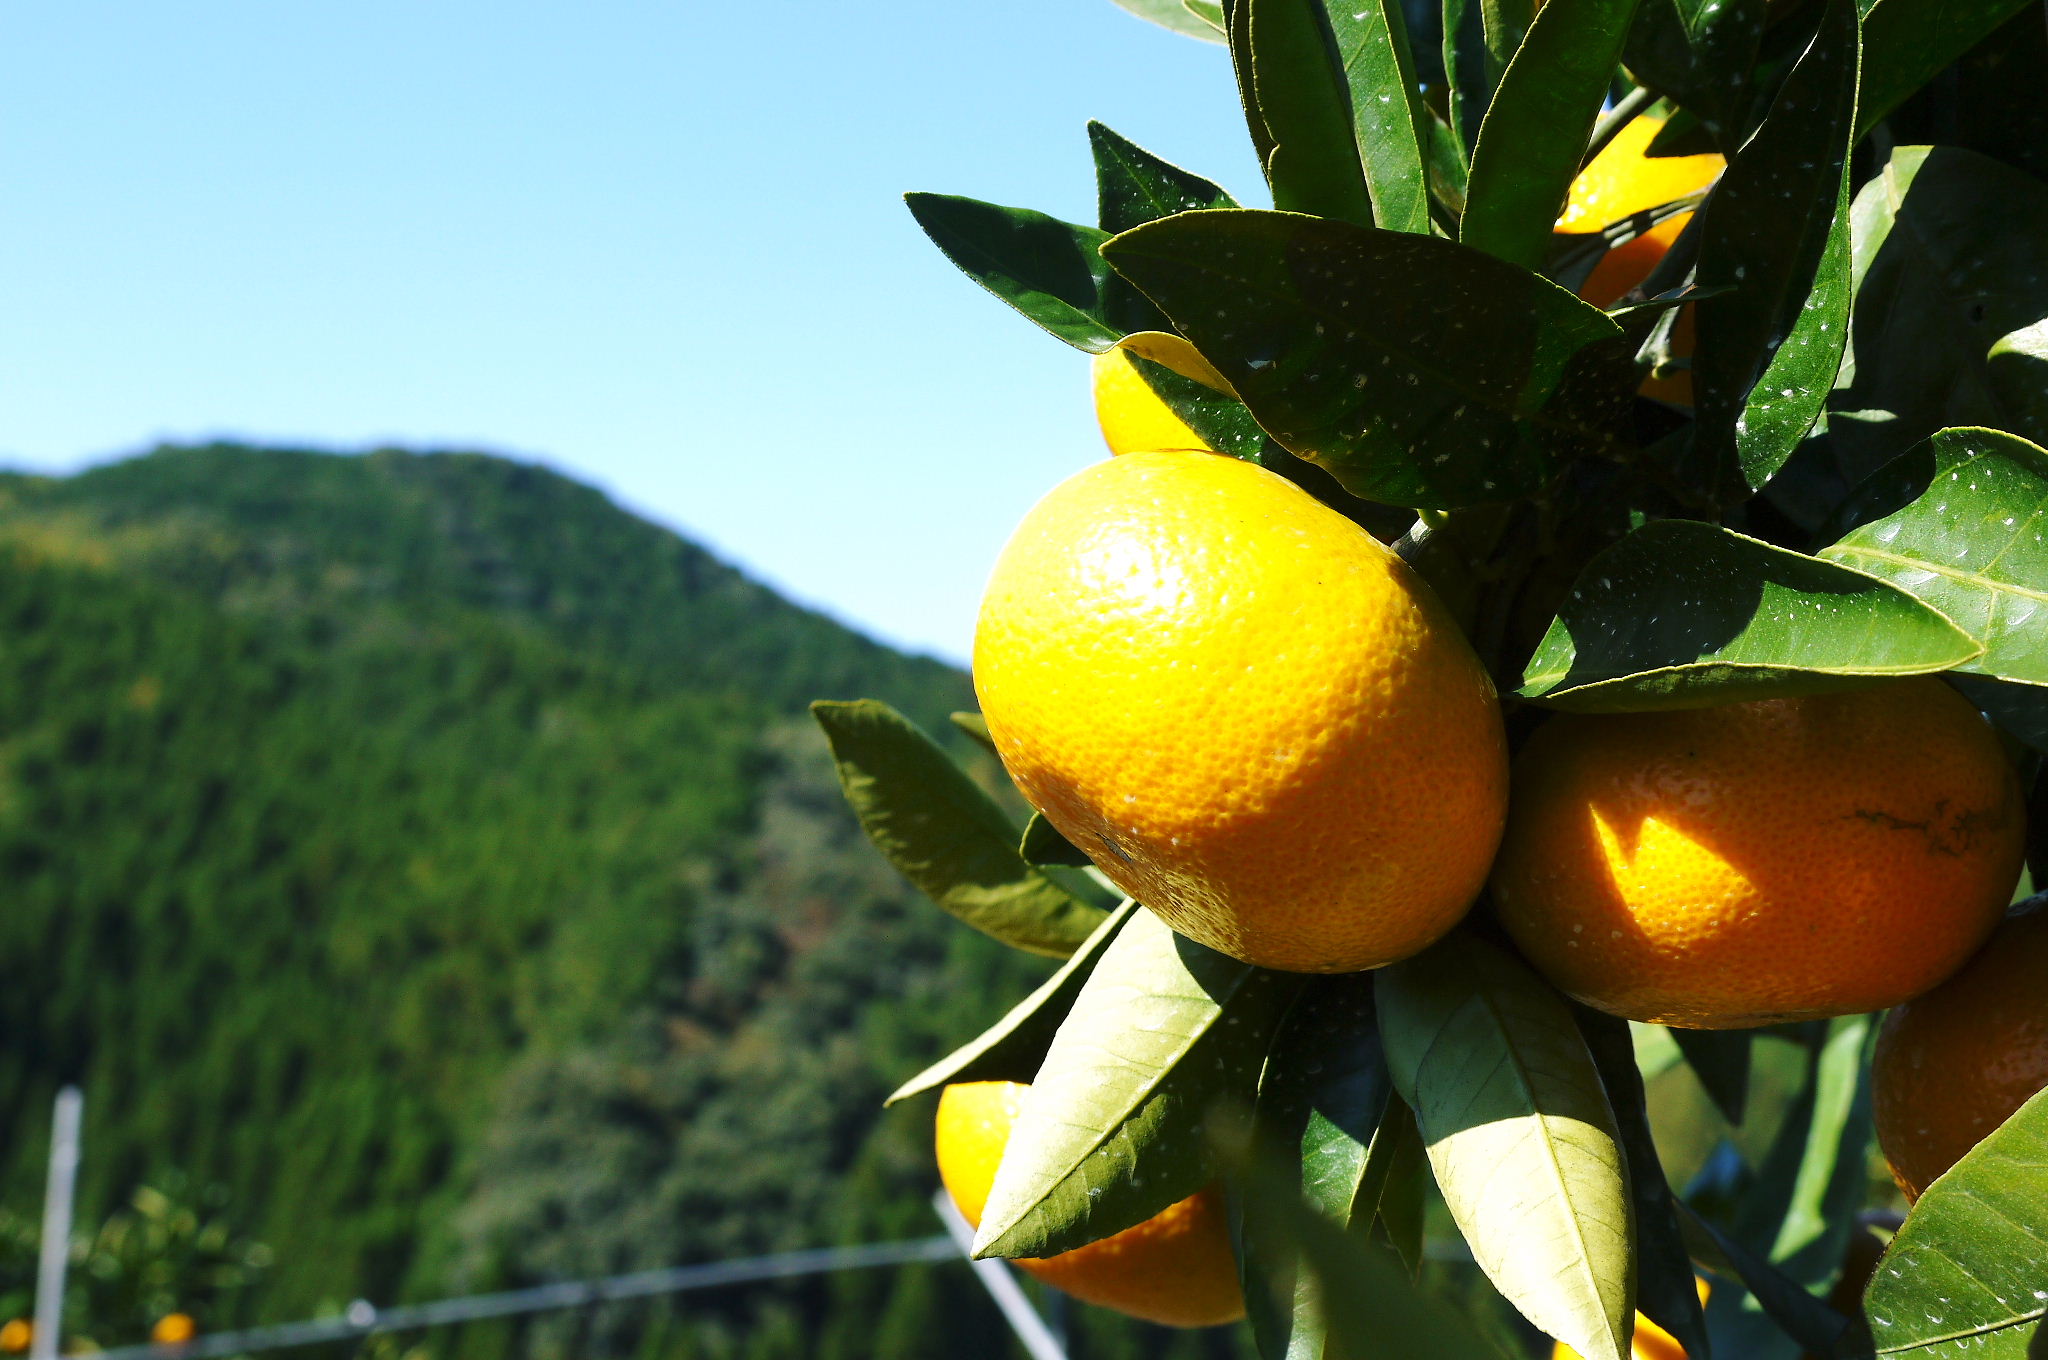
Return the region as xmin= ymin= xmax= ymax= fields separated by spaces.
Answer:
xmin=0 ymin=445 xmax=1221 ymax=1359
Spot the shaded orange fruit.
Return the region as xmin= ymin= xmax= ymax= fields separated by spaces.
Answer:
xmin=1556 ymin=115 xmax=1724 ymax=405
xmin=1493 ymin=680 xmax=2024 ymax=1028
xmin=1554 ymin=1277 xmax=1708 ymax=1359
xmin=0 ymin=1320 xmax=30 ymax=1355
xmin=935 ymin=1081 xmax=1243 ymax=1328
xmin=1873 ymin=903 xmax=2048 ymax=1200
xmin=974 ymin=450 xmax=1507 ymax=973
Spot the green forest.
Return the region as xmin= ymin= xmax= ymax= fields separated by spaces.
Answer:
xmin=0 ymin=444 xmax=1208 ymax=1358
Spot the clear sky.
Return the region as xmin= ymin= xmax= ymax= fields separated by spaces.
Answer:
xmin=2 ymin=1 xmax=1267 ymax=665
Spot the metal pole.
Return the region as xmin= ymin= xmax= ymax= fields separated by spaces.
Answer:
xmin=931 ymin=1192 xmax=1068 ymax=1360
xmin=30 ymin=1087 xmax=83 ymax=1360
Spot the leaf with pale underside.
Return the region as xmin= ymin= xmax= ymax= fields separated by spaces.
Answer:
xmin=971 ymin=908 xmax=1296 ymax=1259
xmin=812 ymin=701 xmax=1107 ymax=957
xmin=1516 ymin=520 xmax=1981 ymax=711
xmin=1378 ymin=931 xmax=1636 ymax=1360
xmin=885 ymin=901 xmax=1138 ymax=1106
xmin=1823 ymin=429 xmax=2048 ymax=690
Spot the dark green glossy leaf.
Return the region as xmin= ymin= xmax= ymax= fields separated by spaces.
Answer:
xmin=1830 ymin=148 xmax=2048 ymax=479
xmin=1379 ymin=931 xmax=1635 ymax=1360
xmin=1581 ymin=1009 xmax=1714 ymax=1360
xmin=1670 ymin=1028 xmax=1753 ymax=1126
xmin=1822 ymin=428 xmax=2048 ymax=686
xmin=1370 ymin=1099 xmax=1427 ymax=1276
xmin=1858 ymin=0 xmax=2034 ymax=134
xmin=811 ymin=701 xmax=1108 ymax=957
xmin=1110 ymin=0 xmax=1231 ymax=41
xmin=1328 ymin=0 xmax=1432 ymax=234
xmin=885 ymin=901 xmax=1139 ymax=1105
xmin=904 ymin=193 xmax=1125 ymax=352
xmin=1691 ymin=0 xmax=1858 ymax=497
xmin=1018 ymin=810 xmax=1094 ymax=869
xmin=1440 ymin=0 xmax=1486 ymax=158
xmin=1227 ymin=0 xmax=1280 ymax=173
xmin=1102 ymin=209 xmax=1622 ymax=508
xmin=1750 ymin=1016 xmax=1875 ymax=1287
xmin=1243 ymin=975 xmax=1402 ymax=1359
xmin=1953 ymin=673 xmax=2048 ymax=754
xmin=1185 ymin=0 xmax=1227 ymax=34
xmin=1861 ymin=1087 xmax=2048 ymax=1357
xmin=1677 ymin=1206 xmax=1853 ymax=1357
xmin=1089 ymin=122 xmax=1239 ymax=236
xmin=1624 ymin=0 xmax=1768 ymax=140
xmin=1459 ymin=0 xmax=1640 ymax=272
xmin=1248 ymin=0 xmax=1376 ymax=224
xmin=1515 ymin=520 xmax=1979 ymax=712
xmin=972 ymin=908 xmax=1296 ymax=1258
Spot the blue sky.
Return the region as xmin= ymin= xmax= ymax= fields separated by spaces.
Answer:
xmin=1 ymin=1 xmax=1266 ymax=664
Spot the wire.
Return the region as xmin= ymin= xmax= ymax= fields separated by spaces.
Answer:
xmin=91 ymin=1236 xmax=961 ymax=1360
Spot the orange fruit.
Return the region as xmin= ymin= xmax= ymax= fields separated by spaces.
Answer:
xmin=1091 ymin=334 xmax=1231 ymax=457
xmin=1554 ymin=1277 xmax=1708 ymax=1359
xmin=152 ymin=1313 xmax=200 ymax=1345
xmin=0 ymin=1320 xmax=30 ymax=1355
xmin=974 ymin=450 xmax=1507 ymax=972
xmin=1492 ymin=680 xmax=2024 ymax=1028
xmin=935 ymin=1081 xmax=1243 ymax=1327
xmin=1873 ymin=903 xmax=2048 ymax=1200
xmin=1556 ymin=115 xmax=1724 ymax=405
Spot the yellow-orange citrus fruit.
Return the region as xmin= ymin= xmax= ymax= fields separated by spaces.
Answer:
xmin=1493 ymin=680 xmax=2024 ymax=1028
xmin=0 ymin=1320 xmax=30 ymax=1355
xmin=974 ymin=450 xmax=1507 ymax=972
xmin=1873 ymin=904 xmax=2048 ymax=1200
xmin=935 ymin=1081 xmax=1243 ymax=1328
xmin=1092 ymin=347 xmax=1211 ymax=456
xmin=1556 ymin=115 xmax=1724 ymax=405
xmin=152 ymin=1313 xmax=200 ymax=1345
xmin=1554 ymin=1278 xmax=1708 ymax=1360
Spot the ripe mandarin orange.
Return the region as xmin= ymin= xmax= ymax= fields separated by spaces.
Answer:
xmin=1554 ymin=1278 xmax=1708 ymax=1360
xmin=1493 ymin=680 xmax=2024 ymax=1028
xmin=1873 ymin=904 xmax=2048 ymax=1200
xmin=1556 ymin=115 xmax=1724 ymax=405
xmin=935 ymin=1081 xmax=1243 ymax=1327
xmin=1091 ymin=334 xmax=1232 ymax=457
xmin=974 ymin=450 xmax=1507 ymax=973
xmin=152 ymin=1314 xmax=199 ymax=1346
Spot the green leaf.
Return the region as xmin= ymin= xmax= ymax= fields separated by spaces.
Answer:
xmin=1089 ymin=122 xmax=1238 ymax=236
xmin=1109 ymin=0 xmax=1231 ymax=42
xmin=1858 ymin=0 xmax=2034 ymax=134
xmin=947 ymin=710 xmax=997 ymax=756
xmin=1018 ymin=811 xmax=1094 ymax=869
xmin=1227 ymin=0 xmax=1280 ymax=174
xmin=1952 ymin=673 xmax=2048 ymax=754
xmin=971 ymin=908 xmax=1296 ymax=1258
xmin=904 ymin=193 xmax=1129 ymax=352
xmin=1101 ymin=209 xmax=1622 ymax=508
xmin=1670 ymin=1028 xmax=1753 ymax=1126
xmin=1677 ymin=1206 xmax=1853 ymax=1357
xmin=1515 ymin=520 xmax=1980 ymax=712
xmin=1328 ymin=0 xmax=1432 ymax=234
xmin=1830 ymin=148 xmax=2048 ymax=479
xmin=1227 ymin=1130 xmax=1511 ymax=1360
xmin=1247 ymin=0 xmax=1375 ymax=225
xmin=1459 ymin=0 xmax=1641 ymax=272
xmin=1243 ymin=975 xmax=1402 ymax=1359
xmin=885 ymin=901 xmax=1139 ymax=1106
xmin=1821 ymin=428 xmax=2048 ymax=687
xmin=1185 ymin=0 xmax=1227 ymax=34
xmin=811 ymin=701 xmax=1108 ymax=957
xmin=1691 ymin=0 xmax=1859 ymax=497
xmin=1861 ymin=1087 xmax=2048 ymax=1357
xmin=1378 ymin=931 xmax=1635 ymax=1360
xmin=1754 ymin=1017 xmax=1875 ymax=1285
xmin=1580 ymin=1009 xmax=1713 ymax=1360
xmin=1623 ymin=0 xmax=1769 ymax=141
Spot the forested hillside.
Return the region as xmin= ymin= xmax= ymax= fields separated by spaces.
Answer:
xmin=0 ymin=446 xmax=1218 ymax=1358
